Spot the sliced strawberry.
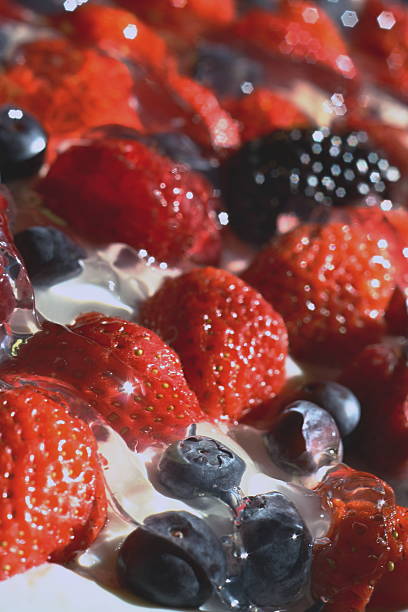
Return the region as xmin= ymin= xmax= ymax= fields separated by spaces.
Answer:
xmin=38 ymin=137 xmax=221 ymax=265
xmin=222 ymin=88 xmax=309 ymax=143
xmin=0 ymin=382 xmax=106 ymax=580
xmin=0 ymin=317 xmax=203 ymax=451
xmin=141 ymin=267 xmax=288 ymax=421
xmin=243 ymin=219 xmax=396 ymax=364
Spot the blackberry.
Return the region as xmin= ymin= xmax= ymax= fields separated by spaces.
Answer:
xmin=221 ymin=127 xmax=401 ymax=245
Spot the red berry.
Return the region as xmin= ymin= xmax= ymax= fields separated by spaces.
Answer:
xmin=222 ymin=88 xmax=309 ymax=143
xmin=0 ymin=316 xmax=203 ymax=451
xmin=166 ymin=72 xmax=241 ymax=153
xmin=115 ymin=0 xmax=236 ymax=46
xmin=38 ymin=137 xmax=221 ymax=265
xmin=0 ymin=39 xmax=141 ymax=153
xmin=140 ymin=267 xmax=288 ymax=421
xmin=0 ymin=382 xmax=106 ymax=580
xmin=352 ymin=0 xmax=408 ymax=101
xmin=53 ymin=4 xmax=175 ymax=74
xmin=340 ymin=338 xmax=408 ymax=476
xmin=230 ymin=1 xmax=357 ymax=80
xmin=312 ymin=465 xmax=403 ymax=610
xmin=243 ymin=220 xmax=396 ymax=364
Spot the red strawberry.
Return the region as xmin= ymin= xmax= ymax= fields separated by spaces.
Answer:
xmin=243 ymin=219 xmax=396 ymax=364
xmin=0 ymin=316 xmax=203 ymax=451
xmin=38 ymin=137 xmax=221 ymax=265
xmin=0 ymin=381 xmax=106 ymax=580
xmin=222 ymin=88 xmax=309 ymax=143
xmin=352 ymin=0 xmax=408 ymax=101
xmin=370 ymin=506 xmax=408 ymax=610
xmin=312 ymin=465 xmax=403 ymax=610
xmin=340 ymin=338 xmax=408 ymax=476
xmin=115 ymin=0 xmax=236 ymax=46
xmin=140 ymin=267 xmax=288 ymax=421
xmin=165 ymin=72 xmax=241 ymax=153
xmin=52 ymin=4 xmax=175 ymax=74
xmin=230 ymin=1 xmax=357 ymax=80
xmin=0 ymin=38 xmax=141 ymax=159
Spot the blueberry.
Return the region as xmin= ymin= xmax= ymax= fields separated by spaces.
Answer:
xmin=237 ymin=492 xmax=312 ymax=607
xmin=265 ymin=400 xmax=342 ymax=475
xmin=0 ymin=105 xmax=47 ymax=182
xmin=117 ymin=511 xmax=227 ymax=608
xmin=298 ymin=381 xmax=361 ymax=437
xmin=192 ymin=43 xmax=264 ymax=98
xmin=221 ymin=127 xmax=401 ymax=245
xmin=157 ymin=435 xmax=245 ymax=504
xmin=14 ymin=226 xmax=86 ymax=287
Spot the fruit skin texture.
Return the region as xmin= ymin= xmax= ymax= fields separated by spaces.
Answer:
xmin=230 ymin=1 xmax=357 ymax=79
xmin=243 ymin=220 xmax=396 ymax=364
xmin=117 ymin=511 xmax=226 ymax=608
xmin=0 ymin=39 xmax=141 ymax=150
xmin=312 ymin=465 xmax=403 ymax=611
xmin=53 ymin=4 xmax=173 ymax=74
xmin=0 ymin=313 xmax=203 ymax=451
xmin=236 ymin=492 xmax=312 ymax=608
xmin=157 ymin=435 xmax=245 ymax=502
xmin=38 ymin=138 xmax=221 ymax=266
xmin=141 ymin=267 xmax=288 ymax=421
xmin=0 ymin=383 xmax=107 ymax=580
xmin=340 ymin=339 xmax=408 ymax=476
xmin=222 ymin=89 xmax=309 ymax=143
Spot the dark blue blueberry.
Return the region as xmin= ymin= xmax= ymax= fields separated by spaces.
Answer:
xmin=298 ymin=381 xmax=361 ymax=437
xmin=237 ymin=492 xmax=312 ymax=607
xmin=193 ymin=43 xmax=264 ymax=98
xmin=157 ymin=435 xmax=245 ymax=504
xmin=265 ymin=400 xmax=341 ymax=475
xmin=0 ymin=105 xmax=47 ymax=182
xmin=16 ymin=0 xmax=65 ymax=14
xmin=221 ymin=127 xmax=401 ymax=245
xmin=14 ymin=226 xmax=86 ymax=287
xmin=117 ymin=511 xmax=227 ymax=608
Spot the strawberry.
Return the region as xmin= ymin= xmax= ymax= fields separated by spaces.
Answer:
xmin=222 ymin=88 xmax=309 ymax=143
xmin=165 ymin=72 xmax=241 ymax=153
xmin=340 ymin=338 xmax=408 ymax=476
xmin=0 ymin=381 xmax=106 ymax=580
xmin=243 ymin=219 xmax=396 ymax=364
xmin=115 ymin=0 xmax=236 ymax=46
xmin=312 ymin=465 xmax=403 ymax=611
xmin=52 ymin=4 xmax=175 ymax=74
xmin=0 ymin=38 xmax=141 ymax=158
xmin=38 ymin=137 xmax=221 ymax=265
xmin=140 ymin=267 xmax=288 ymax=421
xmin=0 ymin=316 xmax=204 ymax=451
xmin=369 ymin=505 xmax=408 ymax=611
xmin=352 ymin=0 xmax=408 ymax=102
xmin=230 ymin=1 xmax=357 ymax=80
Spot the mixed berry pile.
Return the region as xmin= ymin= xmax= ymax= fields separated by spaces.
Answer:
xmin=0 ymin=0 xmax=405 ymax=611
